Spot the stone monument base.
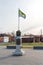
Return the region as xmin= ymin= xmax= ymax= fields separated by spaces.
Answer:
xmin=13 ymin=45 xmax=25 ymax=56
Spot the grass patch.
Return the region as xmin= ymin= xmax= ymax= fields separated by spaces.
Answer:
xmin=22 ymin=42 xmax=43 ymax=47
xmin=0 ymin=42 xmax=43 ymax=47
xmin=0 ymin=42 xmax=16 ymax=46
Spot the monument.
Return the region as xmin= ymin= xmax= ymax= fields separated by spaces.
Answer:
xmin=13 ymin=30 xmax=25 ymax=56
xmin=13 ymin=9 xmax=26 ymax=56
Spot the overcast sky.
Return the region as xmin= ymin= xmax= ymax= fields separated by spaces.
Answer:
xmin=0 ymin=0 xmax=43 ymax=35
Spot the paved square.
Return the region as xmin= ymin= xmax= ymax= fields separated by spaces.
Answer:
xmin=0 ymin=46 xmax=43 ymax=65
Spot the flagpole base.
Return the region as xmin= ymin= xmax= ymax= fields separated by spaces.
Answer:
xmin=13 ymin=45 xmax=25 ymax=56
xmin=13 ymin=30 xmax=25 ymax=56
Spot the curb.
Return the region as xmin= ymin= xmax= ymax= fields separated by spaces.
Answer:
xmin=6 ymin=46 xmax=33 ymax=49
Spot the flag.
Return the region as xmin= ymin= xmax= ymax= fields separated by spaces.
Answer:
xmin=18 ymin=9 xmax=26 ymax=19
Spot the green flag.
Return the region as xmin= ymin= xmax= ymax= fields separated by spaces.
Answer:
xmin=18 ymin=9 xmax=26 ymax=19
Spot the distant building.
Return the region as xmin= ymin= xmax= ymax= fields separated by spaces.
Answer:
xmin=22 ymin=34 xmax=40 ymax=43
xmin=22 ymin=34 xmax=34 ymax=43
xmin=0 ymin=33 xmax=43 ymax=43
xmin=4 ymin=36 xmax=9 ymax=42
xmin=0 ymin=33 xmax=15 ymax=43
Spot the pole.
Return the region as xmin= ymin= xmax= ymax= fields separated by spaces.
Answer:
xmin=18 ymin=8 xmax=20 ymax=30
xmin=13 ymin=9 xmax=25 ymax=56
xmin=18 ymin=15 xmax=20 ymax=30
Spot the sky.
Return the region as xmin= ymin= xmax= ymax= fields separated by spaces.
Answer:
xmin=0 ymin=0 xmax=43 ymax=35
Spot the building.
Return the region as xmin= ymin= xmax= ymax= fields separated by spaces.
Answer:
xmin=0 ymin=33 xmax=15 ymax=43
xmin=22 ymin=34 xmax=41 ymax=43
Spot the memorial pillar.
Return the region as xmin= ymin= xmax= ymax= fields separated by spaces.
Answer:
xmin=13 ymin=30 xmax=25 ymax=56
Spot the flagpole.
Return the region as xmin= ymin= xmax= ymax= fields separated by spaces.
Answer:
xmin=18 ymin=9 xmax=20 ymax=30
xmin=13 ymin=9 xmax=25 ymax=56
xmin=18 ymin=14 xmax=20 ymax=30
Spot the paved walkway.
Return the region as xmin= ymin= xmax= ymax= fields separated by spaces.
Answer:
xmin=0 ymin=46 xmax=43 ymax=65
